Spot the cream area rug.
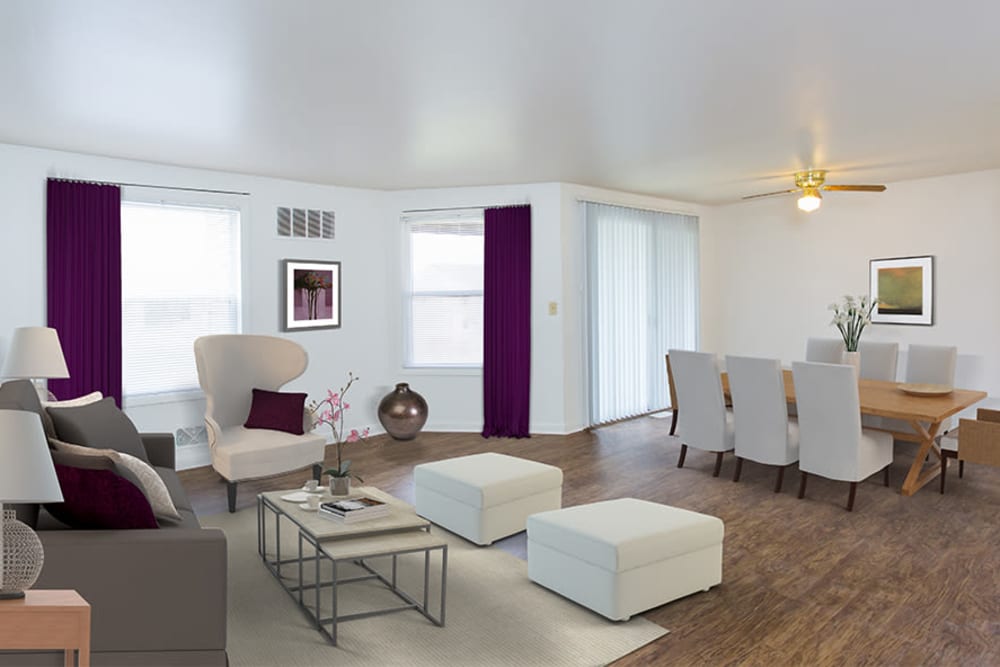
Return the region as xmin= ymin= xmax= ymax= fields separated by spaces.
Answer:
xmin=202 ymin=508 xmax=667 ymax=667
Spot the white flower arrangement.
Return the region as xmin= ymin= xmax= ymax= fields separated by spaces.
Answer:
xmin=828 ymin=294 xmax=878 ymax=352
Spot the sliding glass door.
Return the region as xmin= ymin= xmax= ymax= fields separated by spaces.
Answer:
xmin=585 ymin=202 xmax=699 ymax=425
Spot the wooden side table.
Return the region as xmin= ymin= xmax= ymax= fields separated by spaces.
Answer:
xmin=0 ymin=590 xmax=91 ymax=666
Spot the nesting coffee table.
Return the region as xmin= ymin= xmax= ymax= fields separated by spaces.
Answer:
xmin=257 ymin=486 xmax=447 ymax=645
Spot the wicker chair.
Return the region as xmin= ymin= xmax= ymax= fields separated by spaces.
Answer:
xmin=939 ymin=408 xmax=1000 ymax=493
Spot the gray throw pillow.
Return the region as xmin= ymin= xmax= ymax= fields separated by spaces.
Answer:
xmin=0 ymin=379 xmax=55 ymax=436
xmin=47 ymin=397 xmax=150 ymax=464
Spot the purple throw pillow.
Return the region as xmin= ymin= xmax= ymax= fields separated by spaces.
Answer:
xmin=46 ymin=464 xmax=159 ymax=530
xmin=244 ymin=388 xmax=306 ymax=435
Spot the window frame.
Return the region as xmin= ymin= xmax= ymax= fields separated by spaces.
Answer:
xmin=120 ymin=187 xmax=248 ymax=406
xmin=401 ymin=210 xmax=485 ymax=370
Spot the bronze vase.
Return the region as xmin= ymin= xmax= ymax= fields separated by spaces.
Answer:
xmin=377 ymin=383 xmax=428 ymax=440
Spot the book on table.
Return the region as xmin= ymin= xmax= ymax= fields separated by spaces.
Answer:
xmin=319 ymin=495 xmax=391 ymax=523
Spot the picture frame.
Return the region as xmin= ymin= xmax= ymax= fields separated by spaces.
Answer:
xmin=281 ymin=259 xmax=341 ymax=331
xmin=869 ymin=255 xmax=933 ymax=326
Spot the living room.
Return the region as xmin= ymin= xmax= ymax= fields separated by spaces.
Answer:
xmin=1 ymin=2 xmax=998 ymax=666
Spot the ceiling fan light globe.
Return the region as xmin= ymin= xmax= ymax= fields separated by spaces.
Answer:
xmin=797 ymin=192 xmax=822 ymax=212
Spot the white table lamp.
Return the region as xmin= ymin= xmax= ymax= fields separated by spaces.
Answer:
xmin=2 ymin=327 xmax=70 ymax=400
xmin=0 ymin=410 xmax=63 ymax=598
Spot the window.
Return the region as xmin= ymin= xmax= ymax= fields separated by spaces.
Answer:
xmin=403 ymin=211 xmax=484 ymax=367
xmin=585 ymin=202 xmax=699 ymax=424
xmin=121 ymin=199 xmax=242 ymax=399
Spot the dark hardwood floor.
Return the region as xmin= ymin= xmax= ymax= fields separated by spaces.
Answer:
xmin=179 ymin=417 xmax=1000 ymax=665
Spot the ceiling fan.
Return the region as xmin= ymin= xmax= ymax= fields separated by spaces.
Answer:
xmin=742 ymin=170 xmax=886 ymax=212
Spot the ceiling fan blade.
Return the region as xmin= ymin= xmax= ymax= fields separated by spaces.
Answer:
xmin=822 ymin=185 xmax=886 ymax=192
xmin=741 ymin=188 xmax=799 ymax=200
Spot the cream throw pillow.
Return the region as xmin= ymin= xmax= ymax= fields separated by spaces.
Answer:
xmin=50 ymin=438 xmax=182 ymax=523
xmin=42 ymin=391 xmax=103 ymax=408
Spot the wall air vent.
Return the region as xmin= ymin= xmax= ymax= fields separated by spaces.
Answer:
xmin=277 ymin=207 xmax=335 ymax=240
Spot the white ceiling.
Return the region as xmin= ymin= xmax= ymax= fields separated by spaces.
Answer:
xmin=2 ymin=1 xmax=999 ymax=204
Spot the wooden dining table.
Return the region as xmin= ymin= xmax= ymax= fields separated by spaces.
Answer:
xmin=721 ymin=370 xmax=987 ymax=496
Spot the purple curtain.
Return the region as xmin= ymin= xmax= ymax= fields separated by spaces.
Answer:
xmin=46 ymin=179 xmax=123 ymax=406
xmin=481 ymin=204 xmax=531 ymax=438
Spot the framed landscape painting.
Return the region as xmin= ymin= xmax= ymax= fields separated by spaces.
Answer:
xmin=282 ymin=259 xmax=341 ymax=331
xmin=869 ymin=255 xmax=933 ymax=325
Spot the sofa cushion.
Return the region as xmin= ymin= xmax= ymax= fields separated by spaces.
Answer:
xmin=167 ymin=508 xmax=203 ymax=530
xmin=46 ymin=463 xmax=159 ymax=530
xmin=50 ymin=439 xmax=182 ymax=523
xmin=155 ymin=466 xmax=194 ymax=513
xmin=48 ymin=397 xmax=150 ymax=463
xmin=243 ymin=388 xmax=307 ymax=435
xmin=0 ymin=379 xmax=55 ymax=436
xmin=213 ymin=425 xmax=326 ymax=481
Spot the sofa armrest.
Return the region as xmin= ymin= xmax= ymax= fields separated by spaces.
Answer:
xmin=141 ymin=432 xmax=176 ymax=469
xmin=37 ymin=527 xmax=227 ymax=653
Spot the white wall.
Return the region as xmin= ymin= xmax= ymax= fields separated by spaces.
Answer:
xmin=383 ymin=182 xmax=708 ymax=435
xmin=0 ymin=139 xmax=737 ymax=459
xmin=384 ymin=183 xmax=566 ymax=433
xmin=0 ymin=142 xmax=388 ymax=452
xmin=702 ymin=168 xmax=1000 ymax=403
xmin=558 ymin=184 xmax=710 ymax=432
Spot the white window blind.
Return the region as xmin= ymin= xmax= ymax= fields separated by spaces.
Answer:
xmin=404 ymin=212 xmax=484 ymax=367
xmin=585 ymin=202 xmax=699 ymax=424
xmin=122 ymin=200 xmax=242 ymax=398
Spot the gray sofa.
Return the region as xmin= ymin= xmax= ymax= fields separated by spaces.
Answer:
xmin=0 ymin=382 xmax=228 ymax=666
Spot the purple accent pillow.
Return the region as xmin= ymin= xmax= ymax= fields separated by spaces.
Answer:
xmin=46 ymin=463 xmax=159 ymax=530
xmin=244 ymin=388 xmax=307 ymax=435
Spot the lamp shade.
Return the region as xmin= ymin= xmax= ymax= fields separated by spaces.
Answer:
xmin=0 ymin=410 xmax=63 ymax=503
xmin=2 ymin=327 xmax=69 ymax=379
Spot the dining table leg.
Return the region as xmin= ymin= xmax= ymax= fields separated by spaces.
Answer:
xmin=901 ymin=420 xmax=942 ymax=496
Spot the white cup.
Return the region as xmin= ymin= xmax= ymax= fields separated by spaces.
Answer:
xmin=306 ymin=495 xmax=321 ymax=510
xmin=303 ymin=480 xmax=319 ymax=493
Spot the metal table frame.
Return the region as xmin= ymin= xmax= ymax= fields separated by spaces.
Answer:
xmin=257 ymin=493 xmax=447 ymax=645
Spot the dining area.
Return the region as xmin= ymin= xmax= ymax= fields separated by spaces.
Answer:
xmin=665 ymin=339 xmax=992 ymax=511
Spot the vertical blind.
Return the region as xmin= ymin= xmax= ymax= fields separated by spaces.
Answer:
xmin=586 ymin=202 xmax=699 ymax=424
xmin=121 ymin=201 xmax=242 ymax=397
xmin=404 ymin=213 xmax=485 ymax=366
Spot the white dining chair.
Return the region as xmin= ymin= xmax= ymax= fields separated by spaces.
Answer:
xmin=805 ymin=338 xmax=845 ymax=364
xmin=858 ymin=341 xmax=899 ymax=381
xmin=668 ymin=349 xmax=734 ymax=477
xmin=858 ymin=341 xmax=899 ymax=428
xmin=791 ymin=361 xmax=893 ymax=511
xmin=725 ymin=355 xmax=799 ymax=492
xmin=883 ymin=344 xmax=959 ymax=435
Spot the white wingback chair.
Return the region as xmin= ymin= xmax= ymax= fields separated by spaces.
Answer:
xmin=883 ymin=344 xmax=959 ymax=436
xmin=792 ymin=361 xmax=893 ymax=511
xmin=805 ymin=338 xmax=845 ymax=364
xmin=668 ymin=349 xmax=734 ymax=477
xmin=194 ymin=334 xmax=327 ymax=512
xmin=726 ymin=356 xmax=799 ymax=492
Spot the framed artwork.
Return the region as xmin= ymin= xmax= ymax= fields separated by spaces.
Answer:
xmin=281 ymin=259 xmax=341 ymax=331
xmin=869 ymin=255 xmax=933 ymax=325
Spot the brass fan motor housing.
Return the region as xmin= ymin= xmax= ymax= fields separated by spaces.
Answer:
xmin=794 ymin=170 xmax=827 ymax=189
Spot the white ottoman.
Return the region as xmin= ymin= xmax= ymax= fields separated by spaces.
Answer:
xmin=414 ymin=453 xmax=563 ymax=545
xmin=527 ymin=499 xmax=724 ymax=621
